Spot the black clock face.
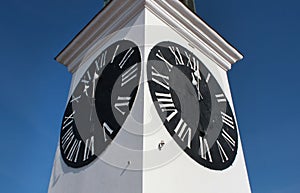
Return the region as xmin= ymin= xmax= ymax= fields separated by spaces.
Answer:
xmin=60 ymin=40 xmax=141 ymax=168
xmin=147 ymin=41 xmax=238 ymax=170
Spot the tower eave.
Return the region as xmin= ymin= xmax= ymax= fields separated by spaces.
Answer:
xmin=55 ymin=0 xmax=145 ymax=73
xmin=145 ymin=0 xmax=243 ymax=71
xmin=56 ymin=0 xmax=243 ymax=73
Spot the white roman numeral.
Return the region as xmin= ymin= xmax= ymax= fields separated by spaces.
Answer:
xmin=83 ymin=84 xmax=90 ymax=96
xmin=221 ymin=112 xmax=235 ymax=129
xmin=119 ymin=48 xmax=134 ymax=69
xmin=114 ymin=96 xmax=131 ymax=115
xmin=95 ymin=50 xmax=107 ymax=70
xmin=217 ymin=140 xmax=229 ymax=163
xmin=81 ymin=71 xmax=92 ymax=96
xmin=121 ymin=63 xmax=138 ymax=87
xmin=103 ymin=122 xmax=114 ymax=142
xmin=169 ymin=46 xmax=184 ymax=65
xmin=151 ymin=66 xmax=170 ymax=90
xmin=87 ymin=71 xmax=91 ymax=81
xmin=156 ymin=50 xmax=173 ymax=72
xmin=70 ymin=95 xmax=81 ymax=103
xmin=62 ymin=111 xmax=75 ymax=130
xmin=222 ymin=129 xmax=235 ymax=151
xmin=81 ymin=70 xmax=92 ymax=84
xmin=206 ymin=73 xmax=211 ymax=83
xmin=61 ymin=127 xmax=73 ymax=149
xmin=216 ymin=94 xmax=227 ymax=103
xmin=83 ymin=136 xmax=95 ymax=161
xmin=74 ymin=141 xmax=81 ymax=163
xmin=111 ymin=44 xmax=120 ymax=63
xmin=63 ymin=133 xmax=74 ymax=154
xmin=67 ymin=139 xmax=81 ymax=163
xmin=174 ymin=118 xmax=192 ymax=148
xmin=199 ymin=136 xmax=213 ymax=162
xmin=185 ymin=51 xmax=192 ymax=68
xmin=155 ymin=92 xmax=178 ymax=122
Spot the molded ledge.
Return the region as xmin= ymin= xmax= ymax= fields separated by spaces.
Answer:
xmin=56 ymin=0 xmax=243 ymax=73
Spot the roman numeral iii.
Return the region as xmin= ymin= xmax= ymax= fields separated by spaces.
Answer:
xmin=121 ymin=63 xmax=138 ymax=87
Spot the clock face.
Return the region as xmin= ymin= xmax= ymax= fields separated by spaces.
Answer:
xmin=60 ymin=40 xmax=141 ymax=168
xmin=147 ymin=41 xmax=238 ymax=170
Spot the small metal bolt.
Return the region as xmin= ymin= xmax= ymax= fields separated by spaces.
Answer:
xmin=158 ymin=140 xmax=165 ymax=150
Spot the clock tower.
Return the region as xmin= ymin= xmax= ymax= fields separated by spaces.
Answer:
xmin=49 ymin=1 xmax=252 ymax=193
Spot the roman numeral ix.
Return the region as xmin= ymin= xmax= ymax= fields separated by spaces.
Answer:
xmin=156 ymin=50 xmax=173 ymax=72
xmin=151 ymin=66 xmax=170 ymax=90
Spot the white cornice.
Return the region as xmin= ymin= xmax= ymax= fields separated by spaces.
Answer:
xmin=56 ymin=0 xmax=145 ymax=73
xmin=56 ymin=0 xmax=243 ymax=72
xmin=145 ymin=0 xmax=243 ymax=70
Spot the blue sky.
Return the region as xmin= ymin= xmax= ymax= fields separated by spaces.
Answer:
xmin=0 ymin=0 xmax=299 ymax=192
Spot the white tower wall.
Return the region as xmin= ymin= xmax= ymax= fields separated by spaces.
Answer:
xmin=49 ymin=1 xmax=251 ymax=193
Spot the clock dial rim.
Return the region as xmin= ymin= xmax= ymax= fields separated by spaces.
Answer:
xmin=59 ymin=39 xmax=142 ymax=168
xmin=147 ymin=41 xmax=238 ymax=170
